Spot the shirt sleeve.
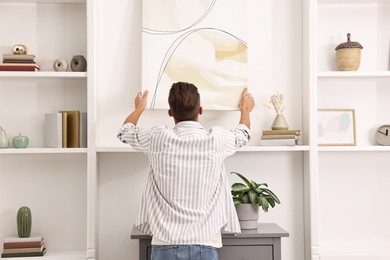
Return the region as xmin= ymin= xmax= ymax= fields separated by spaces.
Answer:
xmin=225 ymin=124 xmax=251 ymax=156
xmin=117 ymin=122 xmax=151 ymax=153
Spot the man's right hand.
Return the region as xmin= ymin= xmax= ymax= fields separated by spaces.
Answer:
xmin=240 ymin=88 xmax=255 ymax=113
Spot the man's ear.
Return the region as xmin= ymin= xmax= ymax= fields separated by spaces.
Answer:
xmin=199 ymin=106 xmax=203 ymax=115
xmin=168 ymin=109 xmax=173 ymax=117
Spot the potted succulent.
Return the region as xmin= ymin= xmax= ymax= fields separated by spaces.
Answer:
xmin=231 ymin=171 xmax=281 ymax=229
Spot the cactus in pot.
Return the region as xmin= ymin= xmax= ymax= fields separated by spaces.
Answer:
xmin=17 ymin=206 xmax=32 ymax=238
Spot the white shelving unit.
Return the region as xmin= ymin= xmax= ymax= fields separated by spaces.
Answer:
xmin=308 ymin=0 xmax=390 ymax=259
xmin=0 ymin=0 xmax=96 ymax=259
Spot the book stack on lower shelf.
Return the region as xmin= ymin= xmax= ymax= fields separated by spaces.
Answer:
xmin=0 ymin=54 xmax=40 ymax=71
xmin=260 ymin=129 xmax=301 ymax=146
xmin=1 ymin=236 xmax=46 ymax=258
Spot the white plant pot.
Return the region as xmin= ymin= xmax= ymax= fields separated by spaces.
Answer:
xmin=235 ymin=204 xmax=259 ymax=230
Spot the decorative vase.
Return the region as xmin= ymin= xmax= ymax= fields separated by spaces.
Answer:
xmin=0 ymin=127 xmax=8 ymax=148
xmin=17 ymin=206 xmax=32 ymax=238
xmin=53 ymin=58 xmax=68 ymax=72
xmin=271 ymin=114 xmax=289 ymax=130
xmin=70 ymin=55 xmax=87 ymax=72
xmin=235 ymin=204 xmax=259 ymax=230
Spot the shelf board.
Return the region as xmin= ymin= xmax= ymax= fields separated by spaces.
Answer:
xmin=97 ymin=145 xmax=310 ymax=153
xmin=0 ymin=148 xmax=87 ymax=154
xmin=0 ymin=0 xmax=85 ymax=3
xmin=318 ymin=145 xmax=390 ymax=152
xmin=317 ymin=71 xmax=390 ymax=79
xmin=0 ymin=71 xmax=87 ymax=79
xmin=4 ymin=250 xmax=86 ymax=260
xmin=318 ymin=0 xmax=390 ymax=4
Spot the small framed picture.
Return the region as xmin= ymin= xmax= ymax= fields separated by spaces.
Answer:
xmin=317 ymin=109 xmax=356 ymax=146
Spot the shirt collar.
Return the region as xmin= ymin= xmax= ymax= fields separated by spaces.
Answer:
xmin=174 ymin=121 xmax=204 ymax=130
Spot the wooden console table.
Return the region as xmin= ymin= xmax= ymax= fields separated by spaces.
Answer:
xmin=131 ymin=223 xmax=289 ymax=260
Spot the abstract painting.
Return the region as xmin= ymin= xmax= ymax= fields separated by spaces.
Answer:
xmin=317 ymin=109 xmax=356 ymax=146
xmin=142 ymin=0 xmax=248 ymax=110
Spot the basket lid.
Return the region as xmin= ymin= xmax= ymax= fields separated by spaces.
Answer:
xmin=335 ymin=33 xmax=363 ymax=50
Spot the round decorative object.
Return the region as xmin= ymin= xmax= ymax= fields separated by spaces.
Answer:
xmin=12 ymin=44 xmax=28 ymax=55
xmin=53 ymin=58 xmax=69 ymax=72
xmin=70 ymin=55 xmax=87 ymax=72
xmin=12 ymin=133 xmax=29 ymax=148
xmin=335 ymin=33 xmax=363 ymax=71
xmin=375 ymin=124 xmax=390 ymax=145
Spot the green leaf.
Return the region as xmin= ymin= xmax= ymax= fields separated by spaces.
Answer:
xmin=255 ymin=188 xmax=264 ymax=194
xmin=242 ymin=194 xmax=249 ymax=204
xmin=266 ymin=196 xmax=276 ymax=208
xmin=248 ymin=190 xmax=257 ymax=206
xmin=259 ymin=197 xmax=269 ymax=212
xmin=256 ymin=183 xmax=268 ymax=188
xmin=231 ymin=183 xmax=249 ymax=193
xmin=262 ymin=188 xmax=281 ymax=204
xmin=233 ymin=198 xmax=241 ymax=205
xmin=231 ymin=172 xmax=255 ymax=189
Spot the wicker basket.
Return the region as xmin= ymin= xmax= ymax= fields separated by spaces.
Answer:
xmin=335 ymin=33 xmax=363 ymax=71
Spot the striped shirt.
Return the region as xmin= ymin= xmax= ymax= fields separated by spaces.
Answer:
xmin=117 ymin=121 xmax=251 ymax=244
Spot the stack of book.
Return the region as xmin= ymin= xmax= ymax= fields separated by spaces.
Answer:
xmin=260 ymin=129 xmax=302 ymax=146
xmin=1 ymin=236 xmax=46 ymax=258
xmin=0 ymin=54 xmax=40 ymax=71
xmin=45 ymin=110 xmax=87 ymax=148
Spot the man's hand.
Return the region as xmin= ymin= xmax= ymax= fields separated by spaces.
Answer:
xmin=134 ymin=90 xmax=149 ymax=114
xmin=239 ymin=88 xmax=255 ymax=129
xmin=239 ymin=88 xmax=255 ymax=113
xmin=123 ymin=90 xmax=149 ymax=125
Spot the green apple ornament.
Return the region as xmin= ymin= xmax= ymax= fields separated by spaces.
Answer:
xmin=13 ymin=133 xmax=29 ymax=148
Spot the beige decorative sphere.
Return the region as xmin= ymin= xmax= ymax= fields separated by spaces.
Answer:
xmin=12 ymin=44 xmax=28 ymax=55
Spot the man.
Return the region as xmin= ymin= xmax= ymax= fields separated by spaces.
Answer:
xmin=118 ymin=82 xmax=255 ymax=260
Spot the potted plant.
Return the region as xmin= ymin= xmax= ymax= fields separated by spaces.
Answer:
xmin=231 ymin=171 xmax=281 ymax=229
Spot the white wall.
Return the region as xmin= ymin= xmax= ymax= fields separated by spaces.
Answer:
xmin=96 ymin=0 xmax=304 ymax=259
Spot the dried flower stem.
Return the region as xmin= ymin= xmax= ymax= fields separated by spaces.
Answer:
xmin=269 ymin=93 xmax=285 ymax=115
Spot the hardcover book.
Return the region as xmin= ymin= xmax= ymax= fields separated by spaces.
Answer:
xmin=260 ymin=138 xmax=297 ymax=146
xmin=0 ymin=63 xmax=39 ymax=71
xmin=1 ymin=248 xmax=46 ymax=258
xmin=2 ymin=245 xmax=44 ymax=254
xmin=3 ymin=240 xmax=43 ymax=249
xmin=3 ymin=236 xmax=43 ymax=243
xmin=60 ymin=110 xmax=80 ymax=148
xmin=262 ymin=129 xmax=301 ymax=136
xmin=45 ymin=113 xmax=63 ymax=148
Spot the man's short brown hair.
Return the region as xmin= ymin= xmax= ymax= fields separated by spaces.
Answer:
xmin=168 ymin=82 xmax=200 ymax=122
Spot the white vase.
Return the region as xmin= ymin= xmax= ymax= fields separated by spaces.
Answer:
xmin=271 ymin=114 xmax=289 ymax=130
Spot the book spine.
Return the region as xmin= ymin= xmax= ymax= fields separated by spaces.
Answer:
xmin=3 ymin=246 xmax=43 ymax=254
xmin=3 ymin=241 xmax=42 ymax=249
xmin=1 ymin=248 xmax=45 ymax=258
xmin=262 ymin=130 xmax=301 ymax=135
